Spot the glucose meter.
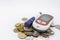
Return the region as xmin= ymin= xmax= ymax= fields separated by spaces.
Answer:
xmin=33 ymin=14 xmax=54 ymax=31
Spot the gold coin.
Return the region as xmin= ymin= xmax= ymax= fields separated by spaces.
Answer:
xmin=15 ymin=23 xmax=21 ymax=27
xmin=18 ymin=32 xmax=27 ymax=39
xmin=16 ymin=23 xmax=24 ymax=31
xmin=13 ymin=28 xmax=19 ymax=33
xmin=17 ymin=28 xmax=24 ymax=32
xmin=22 ymin=17 xmax=28 ymax=21
xmin=20 ymin=23 xmax=24 ymax=28
xmin=24 ymin=31 xmax=33 ymax=36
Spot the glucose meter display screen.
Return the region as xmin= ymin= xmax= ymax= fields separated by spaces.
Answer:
xmin=40 ymin=15 xmax=51 ymax=21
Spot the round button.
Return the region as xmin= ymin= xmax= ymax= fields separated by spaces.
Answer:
xmin=37 ymin=20 xmax=41 ymax=23
xmin=41 ymin=21 xmax=46 ymax=24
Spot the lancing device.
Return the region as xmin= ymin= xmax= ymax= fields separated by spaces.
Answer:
xmin=24 ymin=17 xmax=35 ymax=28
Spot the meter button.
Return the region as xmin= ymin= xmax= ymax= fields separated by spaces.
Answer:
xmin=41 ymin=22 xmax=46 ymax=24
xmin=37 ymin=20 xmax=41 ymax=23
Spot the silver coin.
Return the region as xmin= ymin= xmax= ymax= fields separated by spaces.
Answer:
xmin=41 ymin=33 xmax=49 ymax=38
xmin=55 ymin=25 xmax=60 ymax=30
xmin=50 ymin=31 xmax=54 ymax=35
xmin=33 ymin=30 xmax=40 ymax=37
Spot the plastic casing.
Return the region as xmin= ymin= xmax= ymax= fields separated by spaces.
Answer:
xmin=32 ymin=14 xmax=54 ymax=31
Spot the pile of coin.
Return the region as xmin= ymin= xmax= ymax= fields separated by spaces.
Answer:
xmin=13 ymin=23 xmax=54 ymax=38
xmin=13 ymin=18 xmax=54 ymax=39
xmin=13 ymin=23 xmax=34 ymax=39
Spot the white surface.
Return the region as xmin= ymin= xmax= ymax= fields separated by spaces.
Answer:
xmin=0 ymin=0 xmax=60 ymax=40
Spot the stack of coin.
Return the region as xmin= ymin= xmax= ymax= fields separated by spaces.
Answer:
xmin=15 ymin=23 xmax=25 ymax=32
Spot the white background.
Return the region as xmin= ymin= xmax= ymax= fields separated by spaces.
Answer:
xmin=0 ymin=0 xmax=60 ymax=40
